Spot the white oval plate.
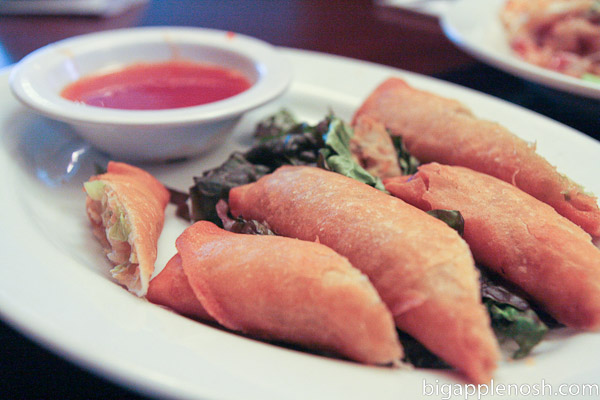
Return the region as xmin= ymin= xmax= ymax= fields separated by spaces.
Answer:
xmin=440 ymin=0 xmax=600 ymax=100
xmin=1 ymin=48 xmax=600 ymax=400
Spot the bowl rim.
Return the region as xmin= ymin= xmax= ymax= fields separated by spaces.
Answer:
xmin=8 ymin=26 xmax=292 ymax=127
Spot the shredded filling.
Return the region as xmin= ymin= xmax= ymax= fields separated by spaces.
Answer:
xmin=84 ymin=181 xmax=140 ymax=290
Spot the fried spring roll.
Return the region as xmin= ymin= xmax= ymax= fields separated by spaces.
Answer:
xmin=147 ymin=254 xmax=213 ymax=320
xmin=385 ymin=163 xmax=600 ymax=330
xmin=170 ymin=221 xmax=402 ymax=365
xmin=84 ymin=162 xmax=170 ymax=296
xmin=352 ymin=77 xmax=600 ymax=237
xmin=350 ymin=114 xmax=402 ymax=179
xmin=229 ymin=166 xmax=500 ymax=383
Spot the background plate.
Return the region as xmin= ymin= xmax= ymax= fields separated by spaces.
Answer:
xmin=441 ymin=0 xmax=600 ymax=100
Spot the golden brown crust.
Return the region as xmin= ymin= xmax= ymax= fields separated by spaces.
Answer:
xmin=385 ymin=163 xmax=600 ymax=330
xmin=85 ymin=161 xmax=169 ymax=296
xmin=147 ymin=254 xmax=213 ymax=320
xmin=176 ymin=221 xmax=403 ymax=365
xmin=229 ymin=166 xmax=499 ymax=383
xmin=353 ymin=77 xmax=600 ymax=237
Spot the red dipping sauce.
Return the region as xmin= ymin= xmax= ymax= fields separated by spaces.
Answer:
xmin=61 ymin=60 xmax=252 ymax=110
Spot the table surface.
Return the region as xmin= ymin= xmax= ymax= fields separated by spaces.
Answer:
xmin=0 ymin=1 xmax=598 ymax=399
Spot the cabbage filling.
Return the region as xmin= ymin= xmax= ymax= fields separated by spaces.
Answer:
xmin=84 ymin=181 xmax=140 ymax=289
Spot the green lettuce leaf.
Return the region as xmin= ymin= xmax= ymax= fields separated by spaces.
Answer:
xmin=397 ymin=331 xmax=450 ymax=369
xmin=481 ymin=271 xmax=549 ymax=359
xmin=485 ymin=300 xmax=548 ymax=359
xmin=215 ymin=199 xmax=275 ymax=235
xmin=391 ymin=136 xmax=420 ymax=175
xmin=317 ymin=117 xmax=387 ymax=192
xmin=426 ymin=209 xmax=464 ymax=236
xmin=190 ymin=152 xmax=270 ymax=225
xmin=188 ymin=111 xmax=389 ymax=226
xmin=245 ymin=119 xmax=326 ymax=169
xmin=253 ymin=108 xmax=303 ymax=142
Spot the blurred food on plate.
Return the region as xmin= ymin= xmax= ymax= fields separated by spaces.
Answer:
xmin=501 ymin=0 xmax=600 ymax=81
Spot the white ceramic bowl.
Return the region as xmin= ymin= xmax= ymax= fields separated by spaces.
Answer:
xmin=9 ymin=27 xmax=292 ymax=162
